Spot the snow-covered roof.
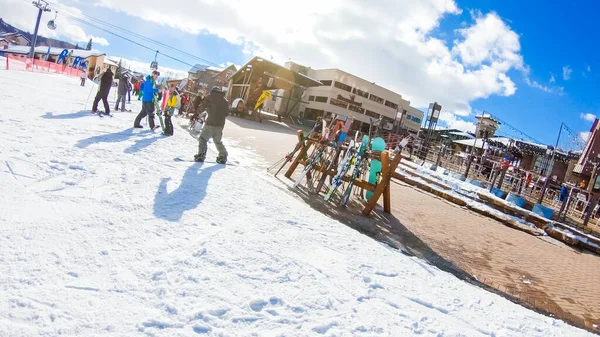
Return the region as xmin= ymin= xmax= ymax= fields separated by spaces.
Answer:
xmin=103 ymin=58 xmax=119 ymax=67
xmin=3 ymin=45 xmax=104 ymax=58
xmin=453 ymin=138 xmax=488 ymax=149
xmin=189 ymin=64 xmax=209 ymax=73
xmin=449 ymin=131 xmax=475 ymax=139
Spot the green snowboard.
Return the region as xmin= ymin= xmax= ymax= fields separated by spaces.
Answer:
xmin=366 ymin=137 xmax=386 ymax=200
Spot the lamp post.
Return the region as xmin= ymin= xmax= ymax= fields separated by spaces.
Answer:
xmin=28 ymin=0 xmax=52 ymax=59
xmin=538 ymin=122 xmax=563 ymax=204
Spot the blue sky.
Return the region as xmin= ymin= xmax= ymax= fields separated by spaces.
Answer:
xmin=4 ymin=0 xmax=598 ymax=148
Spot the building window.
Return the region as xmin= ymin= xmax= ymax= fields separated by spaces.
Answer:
xmin=308 ymin=95 xmax=315 ymax=101
xmin=315 ymin=96 xmax=328 ymax=103
xmin=334 ymin=81 xmax=352 ymax=92
xmin=369 ymin=94 xmax=384 ymax=104
xmin=352 ymin=88 xmax=369 ymax=99
xmin=329 ymin=98 xmax=348 ymax=109
xmin=320 ymin=80 xmax=332 ymax=86
xmin=365 ymin=110 xmax=380 ymax=119
xmin=384 ymin=100 xmax=398 ymax=110
xmin=348 ymin=105 xmax=365 ymax=114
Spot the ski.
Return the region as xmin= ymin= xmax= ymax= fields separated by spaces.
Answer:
xmin=340 ymin=135 xmax=370 ymax=206
xmin=293 ymin=118 xmax=332 ymax=188
xmin=315 ymin=118 xmax=352 ymax=193
xmin=323 ymin=139 xmax=356 ymax=201
xmin=173 ymin=157 xmax=237 ymax=166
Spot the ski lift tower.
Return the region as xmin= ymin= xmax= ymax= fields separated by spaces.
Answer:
xmin=420 ymin=102 xmax=442 ymax=161
xmin=28 ymin=0 xmax=52 ymax=59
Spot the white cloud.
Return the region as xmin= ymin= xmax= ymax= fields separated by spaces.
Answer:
xmin=94 ymin=0 xmax=531 ymax=119
xmin=438 ymin=110 xmax=476 ymax=133
xmin=580 ymin=113 xmax=597 ymax=122
xmin=89 ymin=36 xmax=110 ymax=46
xmin=587 ymin=65 xmax=591 ymax=72
xmin=0 ymin=0 xmax=109 ymax=47
xmin=562 ymin=65 xmax=572 ymax=80
xmin=549 ymin=73 xmax=555 ymax=83
xmin=580 ymin=131 xmax=591 ymax=143
xmin=107 ymin=56 xmax=188 ymax=79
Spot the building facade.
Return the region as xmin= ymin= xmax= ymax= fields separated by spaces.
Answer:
xmin=299 ymin=68 xmax=423 ymax=133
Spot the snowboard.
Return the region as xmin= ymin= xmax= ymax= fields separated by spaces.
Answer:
xmin=366 ymin=137 xmax=386 ymax=200
xmin=154 ymin=94 xmax=166 ymax=133
xmin=173 ymin=157 xmax=237 ymax=166
xmin=93 ymin=111 xmax=113 ymax=118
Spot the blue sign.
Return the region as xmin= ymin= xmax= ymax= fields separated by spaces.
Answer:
xmin=80 ymin=60 xmax=88 ymax=70
xmin=72 ymin=56 xmax=82 ymax=68
xmin=56 ymin=49 xmax=69 ymax=64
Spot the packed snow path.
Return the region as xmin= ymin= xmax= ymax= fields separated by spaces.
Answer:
xmin=0 ymin=70 xmax=594 ymax=337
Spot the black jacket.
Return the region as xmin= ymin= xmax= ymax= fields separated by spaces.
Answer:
xmin=198 ymin=91 xmax=229 ymax=127
xmin=99 ymin=69 xmax=113 ymax=95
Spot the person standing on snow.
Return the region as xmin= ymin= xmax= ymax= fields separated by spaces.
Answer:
xmin=133 ymin=70 xmax=160 ymax=130
xmin=91 ymin=68 xmax=113 ymax=116
xmin=127 ymin=77 xmax=132 ymax=102
xmin=115 ymin=73 xmax=129 ymax=112
xmin=194 ymin=87 xmax=229 ymax=164
xmin=80 ymin=71 xmax=86 ymax=87
xmin=163 ymin=85 xmax=179 ymax=136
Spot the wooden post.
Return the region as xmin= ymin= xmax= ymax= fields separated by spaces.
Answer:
xmin=363 ymin=150 xmax=402 ymax=216
xmin=285 ymin=134 xmax=310 ymax=179
xmin=275 ymin=130 xmax=304 ymax=177
xmin=382 ymin=151 xmax=391 ymax=213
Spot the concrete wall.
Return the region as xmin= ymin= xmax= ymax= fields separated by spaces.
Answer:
xmin=299 ymin=69 xmax=410 ymax=126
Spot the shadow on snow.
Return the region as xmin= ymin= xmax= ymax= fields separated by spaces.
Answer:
xmin=75 ymin=127 xmax=160 ymax=153
xmin=42 ymin=110 xmax=96 ymax=119
xmin=153 ymin=163 xmax=224 ymax=222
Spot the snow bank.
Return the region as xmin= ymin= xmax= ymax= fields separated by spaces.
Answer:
xmin=0 ymin=70 xmax=594 ymax=336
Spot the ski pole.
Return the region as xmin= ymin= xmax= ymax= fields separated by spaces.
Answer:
xmin=84 ymin=82 xmax=96 ymax=110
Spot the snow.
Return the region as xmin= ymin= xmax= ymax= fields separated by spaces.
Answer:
xmin=0 ymin=69 xmax=595 ymax=336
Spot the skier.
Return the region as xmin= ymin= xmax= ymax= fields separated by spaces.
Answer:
xmin=115 ymin=73 xmax=129 ymax=112
xmin=137 ymin=79 xmax=144 ymax=100
xmin=163 ymin=86 xmax=178 ymax=136
xmin=91 ymin=68 xmax=113 ymax=116
xmin=80 ymin=71 xmax=86 ymax=87
xmin=133 ymin=70 xmax=160 ymax=130
xmin=127 ymin=77 xmax=132 ymax=102
xmin=194 ymin=87 xmax=229 ymax=164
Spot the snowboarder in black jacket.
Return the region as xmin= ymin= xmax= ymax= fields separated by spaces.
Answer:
xmin=194 ymin=87 xmax=229 ymax=164
xmin=92 ymin=68 xmax=113 ymax=115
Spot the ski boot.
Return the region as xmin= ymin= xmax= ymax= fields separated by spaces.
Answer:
xmin=216 ymin=156 xmax=227 ymax=164
xmin=194 ymin=154 xmax=205 ymax=162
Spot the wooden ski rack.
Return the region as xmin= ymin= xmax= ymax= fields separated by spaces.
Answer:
xmin=282 ymin=130 xmax=405 ymax=216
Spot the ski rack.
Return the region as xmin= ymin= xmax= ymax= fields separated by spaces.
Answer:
xmin=282 ymin=130 xmax=404 ymax=216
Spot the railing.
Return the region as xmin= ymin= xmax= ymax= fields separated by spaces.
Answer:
xmin=404 ymin=146 xmax=600 ymax=237
xmin=4 ymin=54 xmax=84 ymax=78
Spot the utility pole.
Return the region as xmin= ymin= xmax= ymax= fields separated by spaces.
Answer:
xmin=537 ymin=122 xmax=563 ymax=204
xmin=28 ymin=0 xmax=51 ymax=59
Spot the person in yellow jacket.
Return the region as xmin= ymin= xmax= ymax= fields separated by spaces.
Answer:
xmin=163 ymin=85 xmax=179 ymax=136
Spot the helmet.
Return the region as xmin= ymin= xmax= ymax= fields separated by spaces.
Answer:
xmin=210 ymin=86 xmax=222 ymax=94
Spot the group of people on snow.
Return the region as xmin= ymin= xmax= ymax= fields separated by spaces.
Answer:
xmin=91 ymin=67 xmax=230 ymax=164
